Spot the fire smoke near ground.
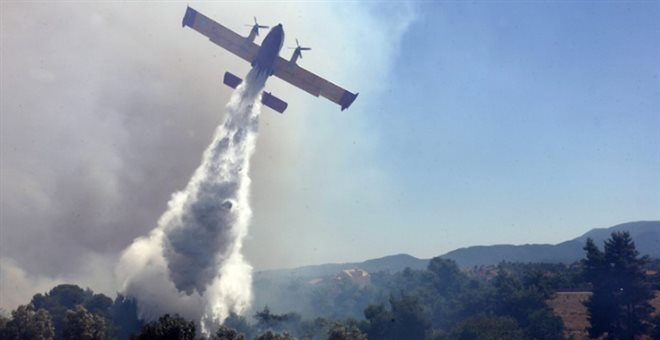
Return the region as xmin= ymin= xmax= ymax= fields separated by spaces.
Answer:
xmin=117 ymin=68 xmax=268 ymax=333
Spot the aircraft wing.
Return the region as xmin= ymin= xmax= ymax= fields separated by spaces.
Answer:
xmin=272 ymin=57 xmax=358 ymax=111
xmin=182 ymin=7 xmax=259 ymax=64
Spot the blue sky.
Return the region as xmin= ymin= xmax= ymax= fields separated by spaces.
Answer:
xmin=238 ymin=1 xmax=660 ymax=268
xmin=344 ymin=1 xmax=660 ymax=251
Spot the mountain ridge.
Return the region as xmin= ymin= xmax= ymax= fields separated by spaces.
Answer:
xmin=256 ymin=221 xmax=660 ymax=277
xmin=441 ymin=221 xmax=660 ymax=267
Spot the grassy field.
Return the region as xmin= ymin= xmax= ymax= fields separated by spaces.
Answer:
xmin=548 ymin=291 xmax=660 ymax=339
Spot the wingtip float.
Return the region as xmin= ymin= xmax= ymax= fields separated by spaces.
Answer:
xmin=182 ymin=6 xmax=358 ymax=114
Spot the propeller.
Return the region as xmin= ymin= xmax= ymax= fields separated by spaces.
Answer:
xmin=245 ymin=17 xmax=269 ymax=36
xmin=288 ymin=38 xmax=311 ymax=59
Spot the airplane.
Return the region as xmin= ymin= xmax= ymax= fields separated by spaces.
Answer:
xmin=181 ymin=7 xmax=358 ymax=114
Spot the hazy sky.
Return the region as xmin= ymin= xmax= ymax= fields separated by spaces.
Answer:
xmin=1 ymin=1 xmax=659 ymax=310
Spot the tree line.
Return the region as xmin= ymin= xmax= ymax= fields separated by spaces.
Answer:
xmin=2 ymin=231 xmax=659 ymax=339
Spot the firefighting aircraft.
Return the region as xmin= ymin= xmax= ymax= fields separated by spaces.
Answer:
xmin=182 ymin=7 xmax=358 ymax=113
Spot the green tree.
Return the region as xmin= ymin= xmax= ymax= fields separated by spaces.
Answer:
xmin=364 ymin=294 xmax=431 ymax=340
xmin=326 ymin=321 xmax=367 ymax=340
xmin=62 ymin=305 xmax=107 ymax=340
xmin=132 ymin=314 xmax=195 ymax=340
xmin=109 ymin=295 xmax=143 ymax=340
xmin=488 ymin=269 xmax=565 ymax=339
xmin=424 ymin=258 xmax=478 ymax=330
xmin=223 ymin=313 xmax=254 ymax=340
xmin=363 ymin=303 xmax=393 ymax=340
xmin=32 ymin=285 xmax=86 ymax=339
xmin=2 ymin=304 xmax=55 ymax=340
xmin=0 ymin=313 xmax=10 ymax=337
xmin=253 ymin=330 xmax=294 ymax=340
xmin=582 ymin=232 xmax=654 ymax=339
xmin=253 ymin=307 xmax=301 ymax=336
xmin=31 ymin=284 xmax=113 ymax=340
xmin=650 ymin=315 xmax=660 ymax=340
xmin=0 ymin=312 xmax=9 ymax=327
xmin=211 ymin=325 xmax=245 ymax=340
xmin=446 ymin=315 xmax=525 ymax=340
xmin=83 ymin=295 xmax=112 ymax=318
xmin=427 ymin=258 xmax=464 ymax=295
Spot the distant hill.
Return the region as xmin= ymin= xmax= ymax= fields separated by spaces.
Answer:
xmin=251 ymin=221 xmax=659 ymax=316
xmin=257 ymin=221 xmax=660 ymax=277
xmin=256 ymin=254 xmax=429 ymax=280
xmin=575 ymin=221 xmax=660 ymax=257
xmin=440 ymin=221 xmax=660 ymax=267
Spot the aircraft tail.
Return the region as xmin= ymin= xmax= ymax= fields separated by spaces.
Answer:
xmin=223 ymin=72 xmax=287 ymax=113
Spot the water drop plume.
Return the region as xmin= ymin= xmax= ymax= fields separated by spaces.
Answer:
xmin=117 ymin=68 xmax=268 ymax=333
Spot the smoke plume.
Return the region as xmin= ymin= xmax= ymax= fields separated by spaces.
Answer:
xmin=116 ymin=68 xmax=268 ymax=333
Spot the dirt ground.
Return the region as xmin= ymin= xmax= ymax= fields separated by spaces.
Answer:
xmin=548 ymin=291 xmax=660 ymax=339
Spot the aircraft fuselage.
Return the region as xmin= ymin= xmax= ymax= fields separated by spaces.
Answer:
xmin=252 ymin=24 xmax=284 ymax=75
xmin=181 ymin=6 xmax=358 ymax=112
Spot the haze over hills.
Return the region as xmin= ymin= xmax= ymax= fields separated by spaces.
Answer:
xmin=442 ymin=221 xmax=660 ymax=267
xmin=255 ymin=253 xmax=429 ymax=280
xmin=250 ymin=221 xmax=659 ymax=317
xmin=258 ymin=221 xmax=660 ymax=278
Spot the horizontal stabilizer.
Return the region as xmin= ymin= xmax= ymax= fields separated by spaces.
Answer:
xmin=222 ymin=72 xmax=288 ymax=114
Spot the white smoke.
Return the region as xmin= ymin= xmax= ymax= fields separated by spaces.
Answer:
xmin=116 ymin=68 xmax=268 ymax=334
